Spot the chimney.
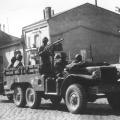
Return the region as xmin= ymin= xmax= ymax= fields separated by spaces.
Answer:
xmin=44 ymin=7 xmax=52 ymax=20
xmin=51 ymin=10 xmax=54 ymax=16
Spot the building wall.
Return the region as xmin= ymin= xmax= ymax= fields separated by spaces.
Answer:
xmin=22 ymin=3 xmax=120 ymax=64
xmin=51 ymin=26 xmax=120 ymax=63
xmin=25 ymin=26 xmax=50 ymax=49
xmin=22 ymin=22 xmax=50 ymax=65
xmin=49 ymin=3 xmax=120 ymax=63
xmin=49 ymin=4 xmax=120 ymax=37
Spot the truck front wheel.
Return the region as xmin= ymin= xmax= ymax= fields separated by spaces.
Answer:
xmin=107 ymin=92 xmax=120 ymax=111
xmin=13 ymin=86 xmax=26 ymax=107
xmin=26 ymin=87 xmax=41 ymax=109
xmin=65 ymin=84 xmax=87 ymax=114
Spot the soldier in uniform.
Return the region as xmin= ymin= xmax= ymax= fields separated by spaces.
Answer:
xmin=8 ymin=55 xmax=16 ymax=68
xmin=8 ymin=50 xmax=18 ymax=68
xmin=38 ymin=37 xmax=51 ymax=75
xmin=54 ymin=52 xmax=68 ymax=76
xmin=66 ymin=54 xmax=83 ymax=72
xmin=14 ymin=51 xmax=23 ymax=68
xmin=72 ymin=54 xmax=82 ymax=64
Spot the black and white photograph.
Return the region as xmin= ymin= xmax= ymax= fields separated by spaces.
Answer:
xmin=0 ymin=0 xmax=120 ymax=120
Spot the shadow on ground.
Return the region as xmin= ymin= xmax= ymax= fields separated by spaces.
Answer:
xmin=39 ymin=103 xmax=67 ymax=112
xmin=38 ymin=102 xmax=120 ymax=116
xmin=84 ymin=103 xmax=120 ymax=116
xmin=0 ymin=99 xmax=13 ymax=103
xmin=0 ymin=98 xmax=120 ymax=116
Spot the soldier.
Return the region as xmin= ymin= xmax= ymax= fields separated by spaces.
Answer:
xmin=8 ymin=56 xmax=16 ymax=68
xmin=38 ymin=37 xmax=51 ymax=75
xmin=14 ymin=51 xmax=23 ymax=68
xmin=73 ymin=54 xmax=82 ymax=64
xmin=66 ymin=54 xmax=83 ymax=72
xmin=54 ymin=52 xmax=68 ymax=76
xmin=8 ymin=51 xmax=17 ymax=68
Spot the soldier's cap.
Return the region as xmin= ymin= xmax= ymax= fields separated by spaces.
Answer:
xmin=75 ymin=54 xmax=82 ymax=61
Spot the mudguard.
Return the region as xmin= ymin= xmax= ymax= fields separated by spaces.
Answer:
xmin=60 ymin=73 xmax=95 ymax=96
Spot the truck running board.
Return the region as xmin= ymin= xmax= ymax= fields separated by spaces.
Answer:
xmin=45 ymin=92 xmax=58 ymax=95
xmin=5 ymin=90 xmax=14 ymax=95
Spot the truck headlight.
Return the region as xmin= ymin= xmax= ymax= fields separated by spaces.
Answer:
xmin=92 ymin=70 xmax=101 ymax=79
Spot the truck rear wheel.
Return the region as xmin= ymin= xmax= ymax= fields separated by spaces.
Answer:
xmin=107 ymin=92 xmax=120 ymax=111
xmin=26 ymin=87 xmax=41 ymax=109
xmin=65 ymin=84 xmax=87 ymax=114
xmin=13 ymin=86 xmax=26 ymax=107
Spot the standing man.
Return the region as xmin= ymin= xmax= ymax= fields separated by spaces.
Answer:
xmin=38 ymin=37 xmax=51 ymax=75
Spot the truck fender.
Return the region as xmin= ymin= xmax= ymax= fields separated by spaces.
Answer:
xmin=60 ymin=74 xmax=92 ymax=97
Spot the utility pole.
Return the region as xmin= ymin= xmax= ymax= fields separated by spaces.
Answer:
xmin=95 ymin=0 xmax=97 ymax=6
xmin=6 ymin=17 xmax=9 ymax=33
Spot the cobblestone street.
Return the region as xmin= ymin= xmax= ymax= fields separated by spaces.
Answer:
xmin=0 ymin=96 xmax=120 ymax=120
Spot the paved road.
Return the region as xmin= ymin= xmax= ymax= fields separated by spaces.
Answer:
xmin=0 ymin=96 xmax=120 ymax=120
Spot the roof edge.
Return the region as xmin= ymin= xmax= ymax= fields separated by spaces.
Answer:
xmin=0 ymin=40 xmax=23 ymax=49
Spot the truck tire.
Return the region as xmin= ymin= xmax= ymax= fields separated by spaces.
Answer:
xmin=50 ymin=97 xmax=62 ymax=105
xmin=107 ymin=92 xmax=120 ymax=111
xmin=13 ymin=86 xmax=26 ymax=107
xmin=26 ymin=87 xmax=41 ymax=109
xmin=7 ymin=94 xmax=13 ymax=101
xmin=65 ymin=84 xmax=87 ymax=114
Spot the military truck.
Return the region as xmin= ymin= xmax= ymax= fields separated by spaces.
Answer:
xmin=1 ymin=57 xmax=120 ymax=114
xmin=1 ymin=39 xmax=120 ymax=114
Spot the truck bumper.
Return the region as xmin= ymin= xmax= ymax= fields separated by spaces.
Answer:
xmin=89 ymin=83 xmax=120 ymax=95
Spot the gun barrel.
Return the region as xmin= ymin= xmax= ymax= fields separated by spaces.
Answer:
xmin=39 ymin=38 xmax=64 ymax=56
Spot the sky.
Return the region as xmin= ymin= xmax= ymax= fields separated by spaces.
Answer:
xmin=0 ymin=0 xmax=120 ymax=38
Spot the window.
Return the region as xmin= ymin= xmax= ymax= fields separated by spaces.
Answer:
xmin=28 ymin=37 xmax=31 ymax=48
xmin=80 ymin=49 xmax=87 ymax=61
xmin=34 ymin=34 xmax=39 ymax=47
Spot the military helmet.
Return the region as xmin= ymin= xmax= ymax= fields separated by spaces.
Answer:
xmin=16 ymin=54 xmax=22 ymax=61
xmin=54 ymin=53 xmax=61 ymax=59
xmin=75 ymin=54 xmax=82 ymax=62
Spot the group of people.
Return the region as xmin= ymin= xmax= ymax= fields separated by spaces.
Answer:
xmin=8 ymin=50 xmax=23 ymax=69
xmin=8 ymin=37 xmax=83 ymax=77
xmin=38 ymin=37 xmax=83 ymax=76
xmin=38 ymin=37 xmax=68 ymax=76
